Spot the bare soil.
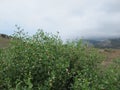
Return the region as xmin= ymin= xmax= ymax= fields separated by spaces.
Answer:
xmin=100 ymin=49 xmax=120 ymax=67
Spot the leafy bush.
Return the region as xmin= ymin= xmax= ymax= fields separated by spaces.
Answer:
xmin=0 ymin=30 xmax=119 ymax=90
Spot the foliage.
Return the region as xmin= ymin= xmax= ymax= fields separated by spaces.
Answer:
xmin=0 ymin=29 xmax=119 ymax=90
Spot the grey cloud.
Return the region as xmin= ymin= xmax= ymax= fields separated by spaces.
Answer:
xmin=101 ymin=0 xmax=120 ymax=13
xmin=85 ymin=22 xmax=120 ymax=38
xmin=0 ymin=0 xmax=120 ymax=40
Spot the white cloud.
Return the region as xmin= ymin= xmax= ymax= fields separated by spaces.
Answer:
xmin=0 ymin=0 xmax=120 ymax=40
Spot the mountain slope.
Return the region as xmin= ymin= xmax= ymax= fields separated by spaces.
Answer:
xmin=87 ymin=38 xmax=120 ymax=49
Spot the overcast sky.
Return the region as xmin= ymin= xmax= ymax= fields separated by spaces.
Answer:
xmin=0 ymin=0 xmax=120 ymax=40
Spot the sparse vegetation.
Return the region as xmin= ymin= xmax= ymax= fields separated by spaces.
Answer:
xmin=0 ymin=30 xmax=120 ymax=90
xmin=0 ymin=36 xmax=10 ymax=48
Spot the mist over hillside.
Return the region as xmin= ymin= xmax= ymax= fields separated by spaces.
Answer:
xmin=85 ymin=37 xmax=120 ymax=49
xmin=0 ymin=33 xmax=120 ymax=49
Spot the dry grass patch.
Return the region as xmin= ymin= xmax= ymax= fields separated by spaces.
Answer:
xmin=0 ymin=37 xmax=10 ymax=48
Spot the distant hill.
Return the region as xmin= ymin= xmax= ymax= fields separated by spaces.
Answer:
xmin=86 ymin=38 xmax=120 ymax=49
xmin=0 ymin=34 xmax=10 ymax=48
xmin=0 ymin=33 xmax=120 ymax=49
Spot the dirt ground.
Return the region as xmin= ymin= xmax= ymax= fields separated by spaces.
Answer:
xmin=100 ymin=49 xmax=120 ymax=67
xmin=0 ymin=37 xmax=10 ymax=48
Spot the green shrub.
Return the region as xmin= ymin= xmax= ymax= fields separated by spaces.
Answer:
xmin=0 ymin=29 xmax=119 ymax=90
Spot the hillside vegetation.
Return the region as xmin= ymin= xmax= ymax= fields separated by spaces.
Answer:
xmin=0 ymin=30 xmax=120 ymax=90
